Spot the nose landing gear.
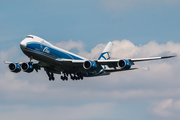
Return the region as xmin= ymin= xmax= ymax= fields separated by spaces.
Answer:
xmin=46 ymin=71 xmax=55 ymax=81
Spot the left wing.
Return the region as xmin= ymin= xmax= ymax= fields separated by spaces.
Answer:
xmin=4 ymin=61 xmax=43 ymax=73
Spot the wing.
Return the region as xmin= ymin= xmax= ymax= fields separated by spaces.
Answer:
xmin=4 ymin=61 xmax=45 ymax=73
xmin=93 ymin=55 xmax=176 ymax=72
xmin=57 ymin=55 xmax=176 ymax=66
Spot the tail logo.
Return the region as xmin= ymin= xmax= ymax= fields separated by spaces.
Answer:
xmin=98 ymin=52 xmax=111 ymax=60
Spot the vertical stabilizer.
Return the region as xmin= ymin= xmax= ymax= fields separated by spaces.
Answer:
xmin=98 ymin=41 xmax=113 ymax=60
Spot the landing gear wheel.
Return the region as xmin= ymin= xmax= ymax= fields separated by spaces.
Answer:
xmin=45 ymin=67 xmax=55 ymax=81
xmin=61 ymin=76 xmax=64 ymax=81
xmin=61 ymin=73 xmax=68 ymax=81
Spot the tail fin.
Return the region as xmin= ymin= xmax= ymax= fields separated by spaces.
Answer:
xmin=98 ymin=41 xmax=113 ymax=60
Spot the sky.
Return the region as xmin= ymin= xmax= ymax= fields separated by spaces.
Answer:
xmin=0 ymin=0 xmax=180 ymax=120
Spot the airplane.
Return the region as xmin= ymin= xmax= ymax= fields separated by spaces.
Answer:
xmin=4 ymin=35 xmax=176 ymax=81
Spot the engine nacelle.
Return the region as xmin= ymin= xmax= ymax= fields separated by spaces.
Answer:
xmin=21 ymin=62 xmax=34 ymax=73
xmin=8 ymin=63 xmax=21 ymax=73
xmin=118 ymin=59 xmax=131 ymax=69
xmin=83 ymin=60 xmax=97 ymax=71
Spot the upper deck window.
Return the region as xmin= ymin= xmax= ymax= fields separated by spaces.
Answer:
xmin=26 ymin=36 xmax=34 ymax=38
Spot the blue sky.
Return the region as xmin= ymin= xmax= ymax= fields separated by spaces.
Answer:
xmin=1 ymin=0 xmax=180 ymax=50
xmin=0 ymin=0 xmax=180 ymax=120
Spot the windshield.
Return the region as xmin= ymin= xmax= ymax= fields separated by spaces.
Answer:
xmin=26 ymin=36 xmax=33 ymax=38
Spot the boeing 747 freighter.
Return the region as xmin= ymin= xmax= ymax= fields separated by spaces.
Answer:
xmin=5 ymin=35 xmax=176 ymax=81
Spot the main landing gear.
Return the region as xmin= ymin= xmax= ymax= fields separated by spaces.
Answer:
xmin=45 ymin=69 xmax=55 ymax=81
xmin=70 ymin=73 xmax=83 ymax=80
xmin=61 ymin=73 xmax=68 ymax=81
xmin=60 ymin=73 xmax=83 ymax=81
xmin=46 ymin=69 xmax=84 ymax=81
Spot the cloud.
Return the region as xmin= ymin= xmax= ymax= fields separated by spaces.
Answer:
xmin=0 ymin=46 xmax=19 ymax=61
xmin=149 ymin=99 xmax=180 ymax=118
xmin=0 ymin=102 xmax=116 ymax=120
xmin=79 ymin=43 xmax=106 ymax=59
xmin=111 ymin=40 xmax=139 ymax=58
xmin=78 ymin=39 xmax=179 ymax=60
xmin=55 ymin=40 xmax=83 ymax=51
xmin=151 ymin=99 xmax=173 ymax=117
xmin=0 ymin=39 xmax=180 ymax=119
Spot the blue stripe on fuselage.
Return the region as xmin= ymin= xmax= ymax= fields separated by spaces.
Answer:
xmin=26 ymin=42 xmax=84 ymax=60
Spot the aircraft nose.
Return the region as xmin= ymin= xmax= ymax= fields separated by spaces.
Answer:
xmin=20 ymin=39 xmax=27 ymax=50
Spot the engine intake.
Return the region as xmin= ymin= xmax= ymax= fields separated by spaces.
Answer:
xmin=118 ymin=59 xmax=131 ymax=69
xmin=21 ymin=62 xmax=34 ymax=73
xmin=83 ymin=60 xmax=97 ymax=71
xmin=8 ymin=63 xmax=21 ymax=73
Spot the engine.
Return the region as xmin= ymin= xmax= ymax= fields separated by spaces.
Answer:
xmin=118 ymin=59 xmax=131 ymax=69
xmin=8 ymin=63 xmax=21 ymax=73
xmin=21 ymin=62 xmax=34 ymax=73
xmin=83 ymin=60 xmax=97 ymax=71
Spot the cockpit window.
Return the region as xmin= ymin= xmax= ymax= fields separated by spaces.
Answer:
xmin=26 ymin=36 xmax=34 ymax=38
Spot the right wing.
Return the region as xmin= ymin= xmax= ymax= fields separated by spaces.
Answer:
xmin=129 ymin=55 xmax=176 ymax=62
xmin=94 ymin=55 xmax=176 ymax=72
xmin=56 ymin=55 xmax=176 ymax=68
